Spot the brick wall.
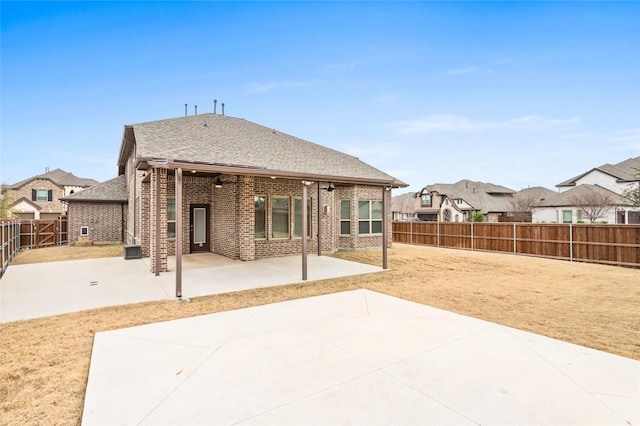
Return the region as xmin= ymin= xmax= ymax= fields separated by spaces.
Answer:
xmin=253 ymin=177 xmax=322 ymax=259
xmin=67 ymin=202 xmax=126 ymax=244
xmin=166 ymin=174 xmax=214 ymax=256
xmin=134 ymin=171 xmax=392 ymax=268
xmin=213 ymin=175 xmax=241 ymax=259
xmin=149 ymin=168 xmax=168 ymax=273
xmin=335 ymin=185 xmax=391 ymax=251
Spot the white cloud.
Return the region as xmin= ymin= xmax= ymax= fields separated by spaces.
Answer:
xmin=387 ymin=114 xmax=579 ymax=135
xmin=246 ymin=80 xmax=309 ymax=94
xmin=563 ymin=128 xmax=640 ymax=152
xmin=319 ymin=61 xmax=360 ymax=73
xmin=446 ymin=67 xmax=494 ymax=76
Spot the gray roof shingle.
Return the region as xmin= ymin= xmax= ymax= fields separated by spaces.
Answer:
xmin=123 ymin=114 xmax=405 ymax=186
xmin=421 ymin=179 xmax=515 ymax=212
xmin=557 ymin=156 xmax=640 ymax=187
xmin=536 ymin=184 xmax=624 ymax=207
xmin=10 ymin=168 xmax=99 ymax=189
xmin=61 ymin=175 xmax=127 ymax=203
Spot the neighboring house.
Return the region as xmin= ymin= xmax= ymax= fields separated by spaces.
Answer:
xmin=6 ymin=168 xmax=98 ymax=220
xmin=413 ymin=180 xmax=516 ymax=222
xmin=61 ymin=175 xmax=128 ymax=245
xmin=532 ymin=156 xmax=640 ymax=224
xmin=116 ymin=113 xmax=406 ymax=273
xmin=391 ymin=192 xmax=416 ymax=221
xmin=505 ymin=186 xmax=558 ymax=222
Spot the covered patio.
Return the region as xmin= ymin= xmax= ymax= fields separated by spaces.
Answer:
xmin=0 ymin=253 xmax=385 ymax=323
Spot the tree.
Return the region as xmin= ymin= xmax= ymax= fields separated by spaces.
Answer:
xmin=621 ymin=167 xmax=640 ymax=209
xmin=569 ymin=188 xmax=614 ymax=223
xmin=507 ymin=191 xmax=539 ymax=222
xmin=0 ymin=184 xmax=15 ymax=218
xmin=471 ymin=210 xmax=484 ymax=222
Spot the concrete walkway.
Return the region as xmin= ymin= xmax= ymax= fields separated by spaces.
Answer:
xmin=0 ymin=253 xmax=383 ymax=323
xmin=82 ymin=290 xmax=639 ymax=425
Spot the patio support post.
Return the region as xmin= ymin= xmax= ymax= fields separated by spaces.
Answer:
xmin=154 ymin=168 xmax=161 ymax=276
xmin=317 ymin=181 xmax=321 ymax=256
xmin=382 ymin=186 xmax=388 ymax=270
xmin=175 ymin=167 xmax=183 ymax=298
xmin=302 ymin=181 xmax=309 ymax=280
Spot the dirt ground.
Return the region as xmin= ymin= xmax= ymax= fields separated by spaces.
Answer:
xmin=1 ymin=243 xmax=638 ymax=425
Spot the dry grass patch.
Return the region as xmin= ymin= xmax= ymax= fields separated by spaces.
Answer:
xmin=11 ymin=244 xmax=123 ymax=265
xmin=1 ymin=243 xmax=638 ymax=425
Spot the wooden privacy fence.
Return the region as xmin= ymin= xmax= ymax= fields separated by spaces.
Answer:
xmin=20 ymin=218 xmax=68 ymax=249
xmin=1 ymin=220 xmax=21 ymax=277
xmin=393 ymin=221 xmax=640 ymax=268
xmin=1 ymin=218 xmax=68 ymax=278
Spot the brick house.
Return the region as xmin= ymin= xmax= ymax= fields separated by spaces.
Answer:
xmin=6 ymin=168 xmax=98 ymax=220
xmin=413 ymin=180 xmax=515 ymax=222
xmin=61 ymin=175 xmax=128 ymax=244
xmin=117 ymin=113 xmax=406 ymax=275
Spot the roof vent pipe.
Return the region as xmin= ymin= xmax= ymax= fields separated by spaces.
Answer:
xmin=221 ymin=103 xmax=225 ymax=116
xmin=185 ymin=104 xmax=188 ymax=117
xmin=195 ymin=105 xmax=198 ymax=115
xmin=214 ymin=99 xmax=217 ymax=114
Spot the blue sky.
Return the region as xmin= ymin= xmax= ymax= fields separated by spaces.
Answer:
xmin=2 ymin=1 xmax=639 ymax=195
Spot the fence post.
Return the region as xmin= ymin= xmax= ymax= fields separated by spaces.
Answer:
xmin=17 ymin=220 xmax=21 ymax=252
xmin=513 ymin=223 xmax=517 ymax=255
xmin=437 ymin=221 xmax=440 ymax=247
xmin=569 ymin=223 xmax=573 ymax=262
xmin=410 ymin=221 xmax=413 ymax=245
xmin=471 ymin=221 xmax=474 ymax=251
xmin=1 ymin=223 xmax=5 ymax=275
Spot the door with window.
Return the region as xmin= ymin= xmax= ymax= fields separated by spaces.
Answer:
xmin=190 ymin=204 xmax=210 ymax=253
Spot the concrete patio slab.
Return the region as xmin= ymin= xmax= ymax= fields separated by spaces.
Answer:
xmin=82 ymin=290 xmax=640 ymax=426
xmin=0 ymin=253 xmax=383 ymax=323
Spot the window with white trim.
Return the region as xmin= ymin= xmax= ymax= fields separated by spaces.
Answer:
xmin=272 ymin=196 xmax=290 ymax=239
xmin=254 ymin=196 xmax=266 ymax=239
xmin=340 ymin=200 xmax=351 ymax=235
xmin=167 ymin=198 xmax=176 ymax=238
xmin=358 ymin=200 xmax=383 ymax=234
xmin=294 ymin=197 xmax=311 ymax=238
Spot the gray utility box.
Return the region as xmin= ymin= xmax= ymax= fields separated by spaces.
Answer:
xmin=123 ymin=245 xmax=142 ymax=260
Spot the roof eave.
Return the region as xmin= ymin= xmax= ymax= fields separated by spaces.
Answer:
xmin=139 ymin=158 xmax=405 ymax=188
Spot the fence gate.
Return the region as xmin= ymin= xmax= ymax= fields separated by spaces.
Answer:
xmin=37 ymin=220 xmax=56 ymax=247
xmin=19 ymin=218 xmax=68 ymax=250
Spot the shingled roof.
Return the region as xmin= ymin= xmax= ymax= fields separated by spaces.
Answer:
xmin=61 ymin=175 xmax=127 ymax=203
xmin=420 ymin=179 xmax=515 ymax=213
xmin=119 ymin=114 xmax=406 ymax=187
xmin=536 ymin=184 xmax=624 ymax=207
xmin=9 ymin=168 xmax=99 ymax=189
xmin=557 ymin=156 xmax=640 ymax=188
